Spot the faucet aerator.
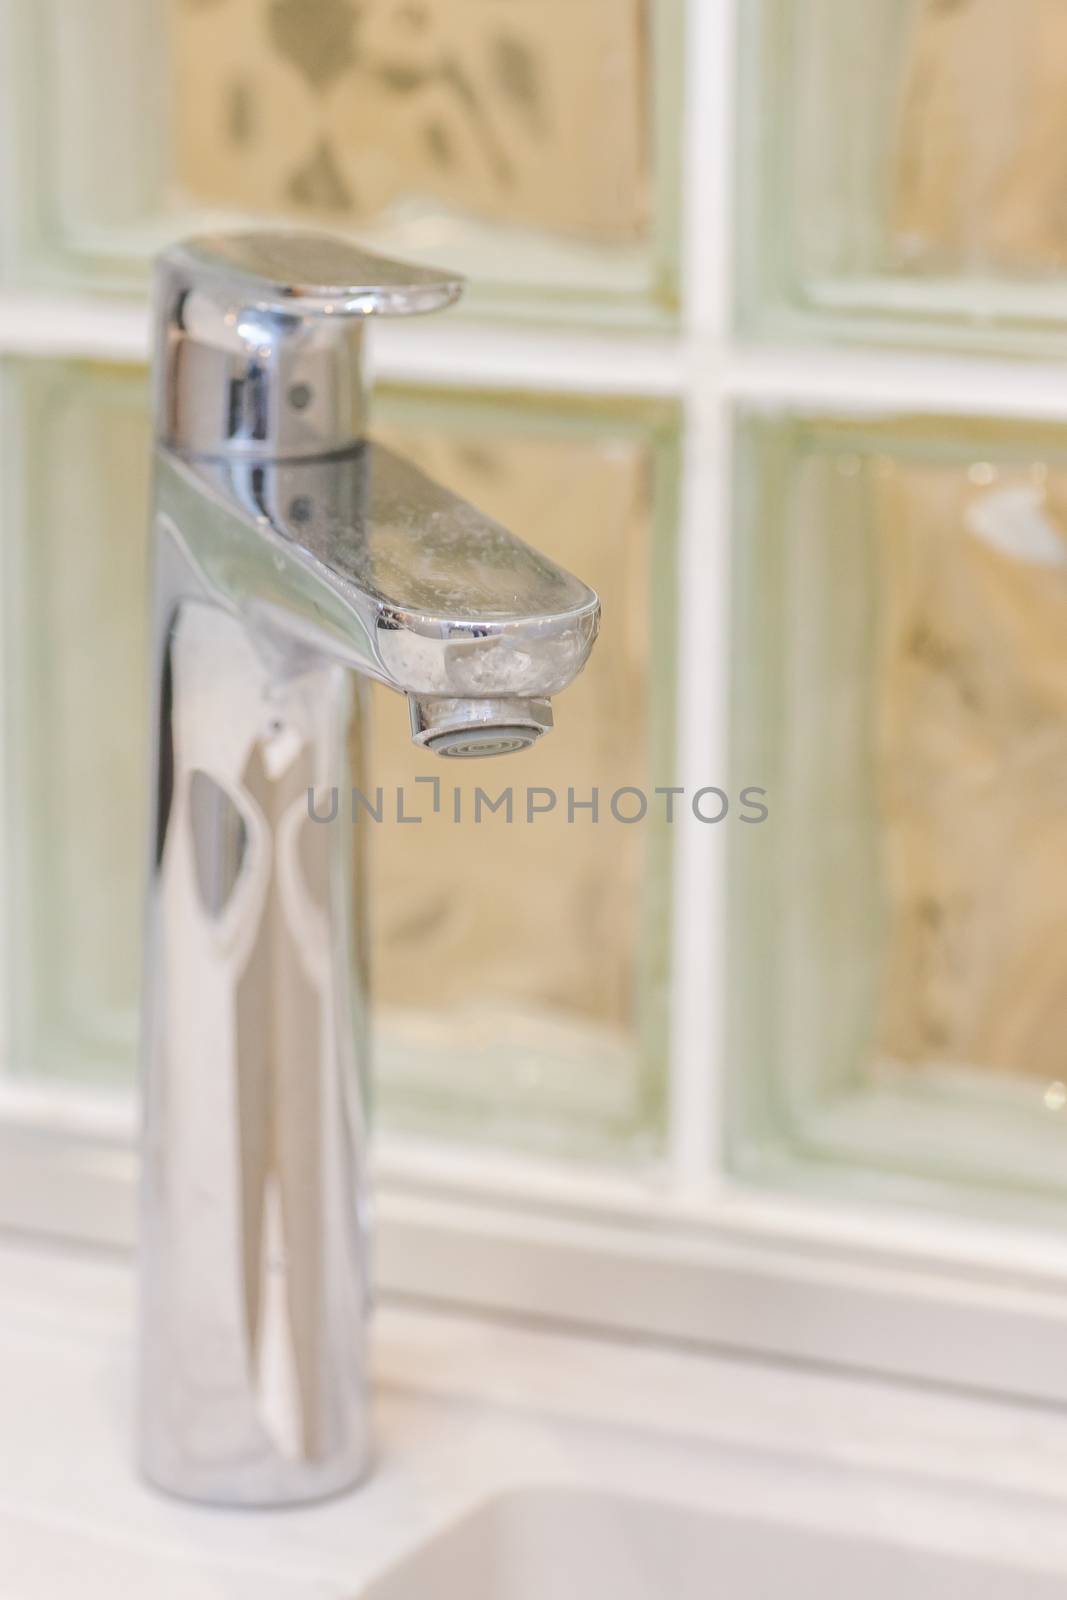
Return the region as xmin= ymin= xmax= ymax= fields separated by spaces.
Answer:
xmin=408 ymin=695 xmax=553 ymax=758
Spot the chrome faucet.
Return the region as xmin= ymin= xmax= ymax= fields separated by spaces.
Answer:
xmin=138 ymin=233 xmax=600 ymax=1506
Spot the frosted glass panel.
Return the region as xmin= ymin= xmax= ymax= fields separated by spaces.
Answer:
xmin=740 ymin=0 xmax=1067 ymax=352
xmin=3 ymin=0 xmax=681 ymax=326
xmin=0 ymin=359 xmax=677 ymax=1158
xmin=732 ymin=411 xmax=1067 ymax=1215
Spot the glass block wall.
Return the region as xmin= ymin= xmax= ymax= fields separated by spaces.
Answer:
xmin=5 ymin=0 xmax=1067 ymax=1231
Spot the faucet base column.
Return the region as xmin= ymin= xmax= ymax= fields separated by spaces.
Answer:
xmin=140 ymin=563 xmax=371 ymax=1507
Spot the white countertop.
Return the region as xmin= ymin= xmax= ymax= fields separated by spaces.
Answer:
xmin=5 ymin=1235 xmax=1067 ymax=1597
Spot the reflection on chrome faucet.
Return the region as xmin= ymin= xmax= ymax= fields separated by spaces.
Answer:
xmin=139 ymin=233 xmax=599 ymax=1506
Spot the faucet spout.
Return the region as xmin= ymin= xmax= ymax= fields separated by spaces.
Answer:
xmin=158 ymin=438 xmax=599 ymax=720
xmin=138 ymin=234 xmax=601 ymax=1507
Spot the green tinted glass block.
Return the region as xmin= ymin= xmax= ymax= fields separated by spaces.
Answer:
xmin=740 ymin=0 xmax=1067 ymax=355
xmin=370 ymin=390 xmax=678 ymax=1157
xmin=2 ymin=0 xmax=682 ymax=328
xmin=0 ymin=359 xmax=151 ymax=1083
xmin=0 ymin=357 xmax=678 ymax=1160
xmin=732 ymin=410 xmax=1067 ymax=1217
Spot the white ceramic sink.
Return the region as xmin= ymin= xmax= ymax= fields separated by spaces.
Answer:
xmin=359 ymin=1486 xmax=1067 ymax=1600
xmin=5 ymin=1242 xmax=1067 ymax=1600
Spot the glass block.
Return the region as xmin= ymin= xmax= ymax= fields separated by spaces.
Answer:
xmin=0 ymin=358 xmax=151 ymax=1084
xmin=0 ymin=357 xmax=678 ymax=1160
xmin=739 ymin=0 xmax=1067 ymax=354
xmin=2 ymin=0 xmax=683 ymax=328
xmin=732 ymin=409 xmax=1067 ymax=1218
xmin=370 ymin=390 xmax=678 ymax=1156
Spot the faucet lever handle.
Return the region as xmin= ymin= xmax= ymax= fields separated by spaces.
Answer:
xmin=162 ymin=231 xmax=465 ymax=319
xmin=155 ymin=230 xmax=464 ymax=458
